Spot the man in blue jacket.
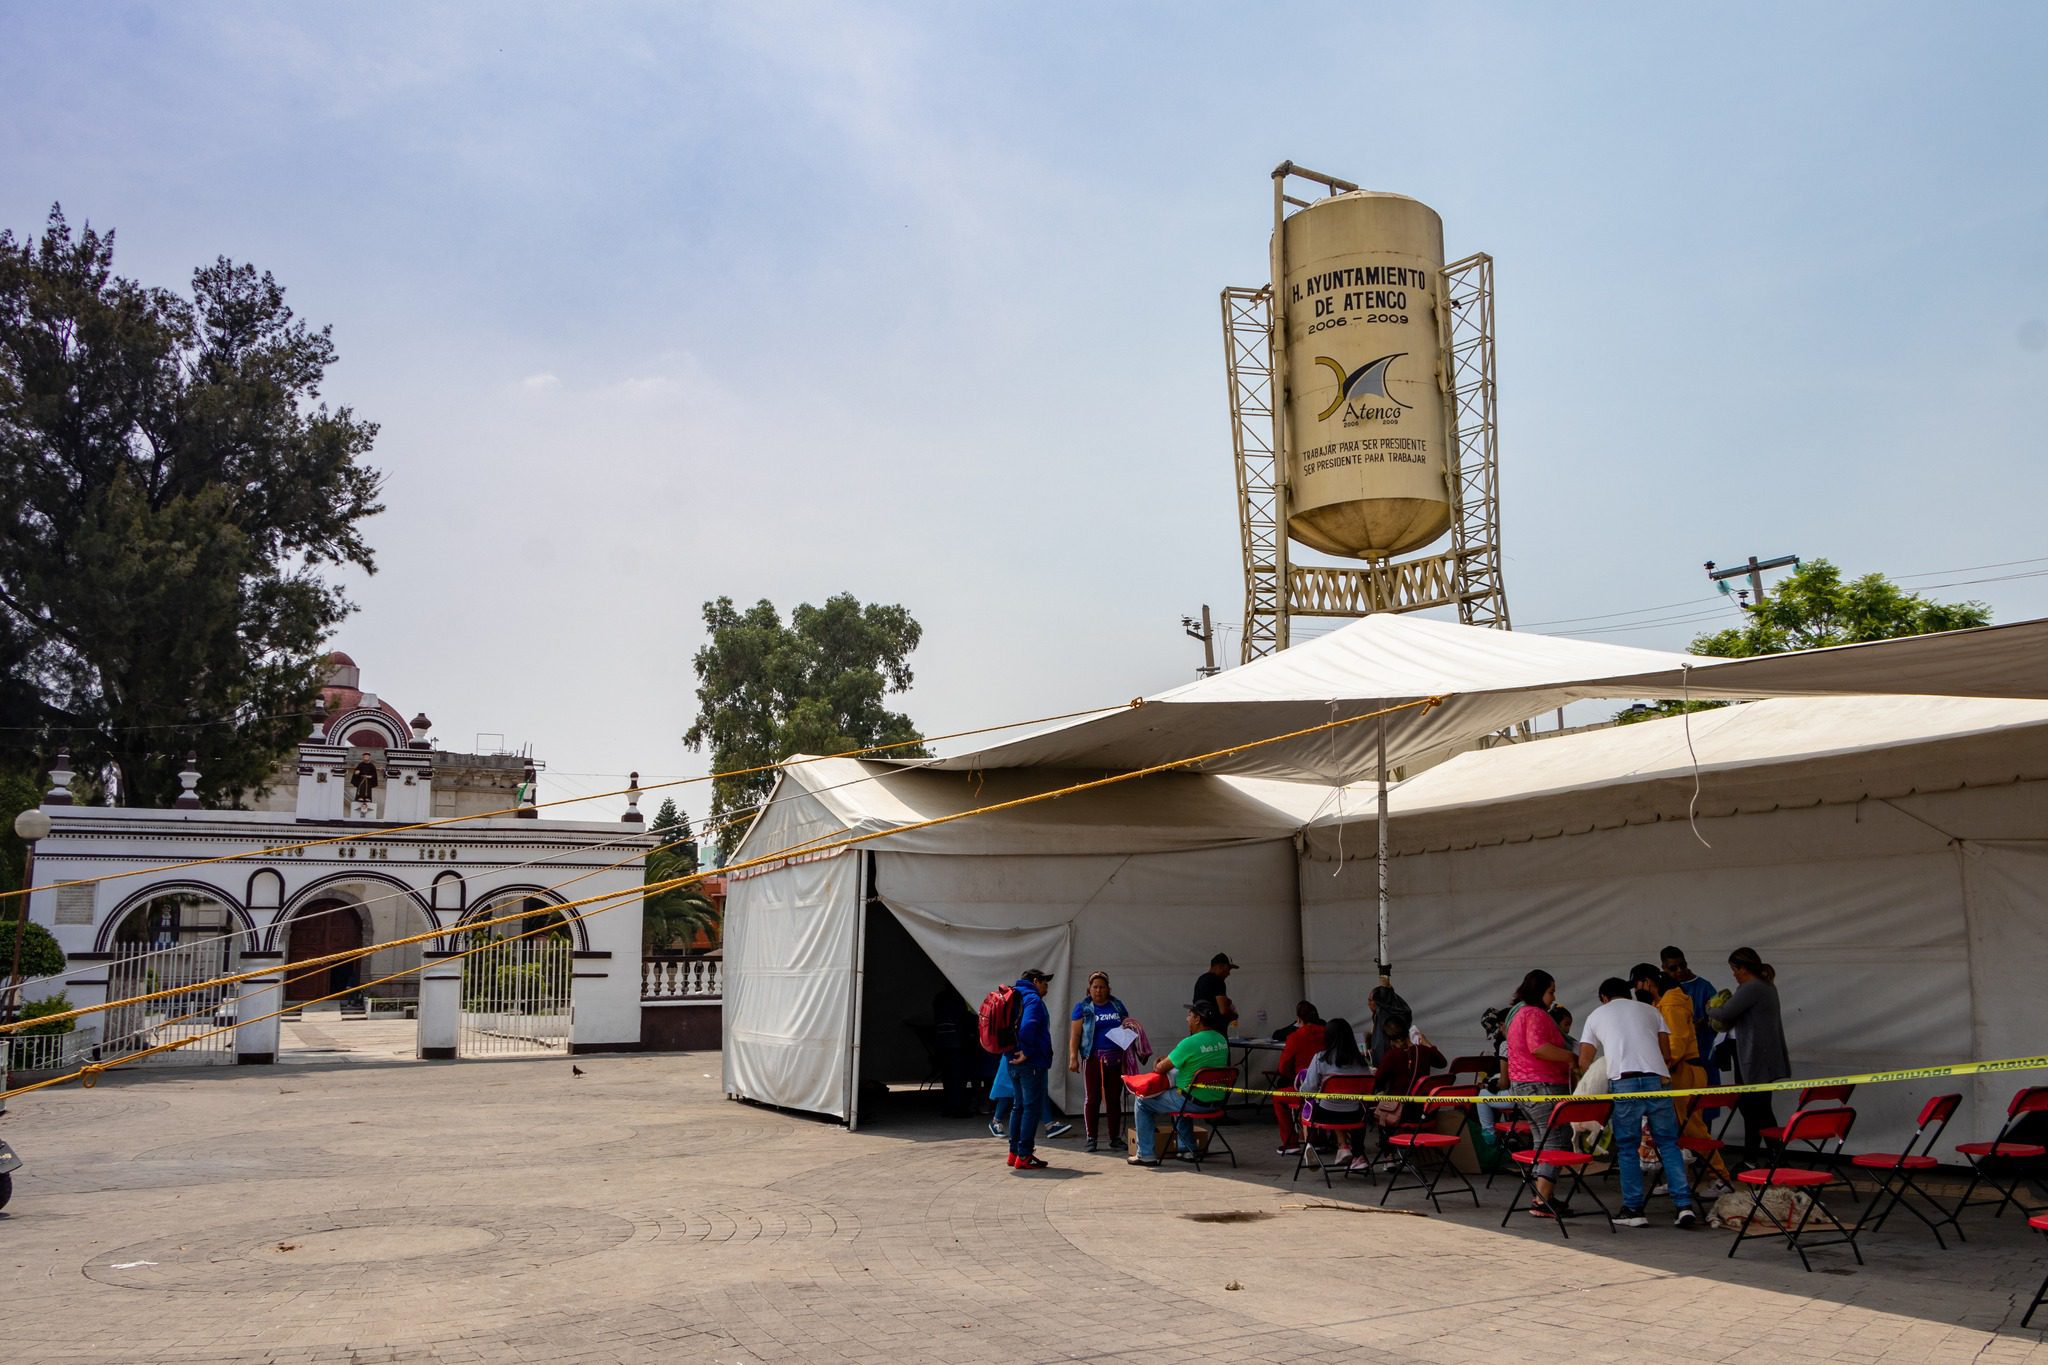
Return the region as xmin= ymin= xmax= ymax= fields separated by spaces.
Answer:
xmin=1008 ymin=969 xmax=1055 ymax=1170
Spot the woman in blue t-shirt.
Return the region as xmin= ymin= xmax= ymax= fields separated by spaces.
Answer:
xmin=1068 ymin=971 xmax=1133 ymax=1152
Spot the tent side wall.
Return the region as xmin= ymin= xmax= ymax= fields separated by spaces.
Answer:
xmin=1302 ymin=781 xmax=2048 ymax=1150
xmin=875 ymin=839 xmax=1302 ymax=1111
xmin=722 ymin=783 xmax=865 ymax=1120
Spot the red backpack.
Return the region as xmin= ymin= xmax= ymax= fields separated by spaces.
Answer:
xmin=977 ymin=984 xmax=1022 ymax=1054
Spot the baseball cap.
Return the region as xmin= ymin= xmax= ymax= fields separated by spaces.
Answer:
xmin=1021 ymin=968 xmax=1054 ymax=984
xmin=1210 ymin=953 xmax=1239 ymax=968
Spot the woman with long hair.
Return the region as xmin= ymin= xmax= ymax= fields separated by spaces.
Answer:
xmin=1506 ymin=969 xmax=1578 ymax=1218
xmin=1067 ymin=971 xmax=1133 ymax=1152
xmin=1298 ymin=1017 xmax=1374 ymax=1169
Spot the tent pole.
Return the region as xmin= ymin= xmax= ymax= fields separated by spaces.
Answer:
xmin=1376 ymin=712 xmax=1391 ymax=986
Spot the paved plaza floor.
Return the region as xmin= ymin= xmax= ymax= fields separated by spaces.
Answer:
xmin=2 ymin=1043 xmax=2045 ymax=1364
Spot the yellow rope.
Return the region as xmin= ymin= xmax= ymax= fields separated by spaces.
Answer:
xmin=7 ymin=824 xmax=709 ymax=1078
xmin=0 ymin=695 xmax=1442 ymax=1080
xmin=3 ymin=807 xmax=762 ymax=1037
xmin=0 ymin=701 xmax=1137 ymax=902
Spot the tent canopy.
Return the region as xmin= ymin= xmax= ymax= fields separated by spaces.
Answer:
xmin=729 ymin=758 xmax=1320 ymax=862
xmin=1307 ymin=694 xmax=2048 ymax=855
xmin=917 ymin=615 xmax=2048 ymax=785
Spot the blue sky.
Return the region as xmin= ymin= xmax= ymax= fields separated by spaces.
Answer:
xmin=4 ymin=2 xmax=2045 ymax=813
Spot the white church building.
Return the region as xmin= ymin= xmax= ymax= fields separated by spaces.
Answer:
xmin=17 ymin=655 xmax=653 ymax=1066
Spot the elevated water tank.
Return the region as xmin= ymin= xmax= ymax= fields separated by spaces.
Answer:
xmin=1275 ymin=191 xmax=1454 ymax=559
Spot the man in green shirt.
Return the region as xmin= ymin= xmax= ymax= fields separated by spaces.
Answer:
xmin=1128 ymin=1002 xmax=1231 ymax=1166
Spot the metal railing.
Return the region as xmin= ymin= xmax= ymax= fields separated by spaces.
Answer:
xmin=641 ymin=957 xmax=721 ymax=1000
xmin=459 ymin=936 xmax=572 ymax=1056
xmin=99 ymin=941 xmax=239 ymax=1064
xmin=3 ymin=1024 xmax=100 ymax=1075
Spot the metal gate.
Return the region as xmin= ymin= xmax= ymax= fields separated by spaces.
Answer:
xmin=459 ymin=936 xmax=572 ymax=1056
xmin=101 ymin=941 xmax=239 ymax=1065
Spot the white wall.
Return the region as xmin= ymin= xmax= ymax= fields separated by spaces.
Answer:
xmin=22 ymin=806 xmax=648 ymax=1053
xmin=1302 ymin=785 xmax=2048 ymax=1150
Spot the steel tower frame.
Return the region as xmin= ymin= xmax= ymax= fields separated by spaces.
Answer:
xmin=1223 ymin=169 xmax=1511 ymax=662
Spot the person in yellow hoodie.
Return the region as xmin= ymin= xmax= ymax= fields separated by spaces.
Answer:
xmin=1632 ymin=963 xmax=1731 ymax=1196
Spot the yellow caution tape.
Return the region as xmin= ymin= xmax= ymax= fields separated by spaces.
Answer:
xmin=1222 ymin=1052 xmax=2048 ymax=1106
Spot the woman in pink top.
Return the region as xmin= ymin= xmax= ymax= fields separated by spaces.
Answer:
xmin=1505 ymin=969 xmax=1578 ymax=1219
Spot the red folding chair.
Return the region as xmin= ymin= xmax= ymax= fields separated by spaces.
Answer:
xmin=1178 ymin=1067 xmax=1238 ymax=1172
xmin=1759 ymin=1083 xmax=1859 ymax=1195
xmin=1672 ymin=1082 xmax=1738 ymax=1193
xmin=1498 ymin=1098 xmax=1614 ymax=1239
xmin=1486 ymin=1111 xmax=1533 ymax=1190
xmin=1846 ymin=1093 xmax=1963 ymax=1248
xmin=1954 ymin=1086 xmax=2048 ymax=1220
xmin=2023 ymin=1213 xmax=2048 ymax=1330
xmin=1379 ymin=1085 xmax=1480 ymax=1213
xmin=1727 ymin=1106 xmax=1861 ymax=1271
xmin=1291 ymin=1075 xmax=1372 ymax=1189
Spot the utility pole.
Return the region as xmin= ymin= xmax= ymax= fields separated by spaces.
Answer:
xmin=1704 ymin=554 xmax=1799 ymax=609
xmin=1182 ymin=606 xmax=1220 ymax=677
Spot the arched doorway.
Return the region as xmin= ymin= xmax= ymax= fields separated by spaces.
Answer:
xmin=102 ymin=890 xmax=243 ymax=1061
xmin=285 ymin=899 xmax=368 ymax=1004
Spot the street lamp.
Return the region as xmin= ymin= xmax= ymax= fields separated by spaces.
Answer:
xmin=8 ymin=808 xmax=52 ymax=1027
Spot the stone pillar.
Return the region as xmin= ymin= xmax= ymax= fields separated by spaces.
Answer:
xmin=297 ymin=742 xmax=346 ymax=820
xmin=570 ymin=953 xmax=637 ymax=1054
xmin=417 ymin=956 xmax=462 ymax=1059
xmin=235 ymin=961 xmax=284 ymax=1064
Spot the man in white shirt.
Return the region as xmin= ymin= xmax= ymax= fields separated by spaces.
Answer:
xmin=1577 ymin=976 xmax=1699 ymax=1229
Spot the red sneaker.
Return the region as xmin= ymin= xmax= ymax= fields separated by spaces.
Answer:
xmin=1006 ymin=1153 xmax=1020 ymax=1168
xmin=1017 ymin=1156 xmax=1049 ymax=1170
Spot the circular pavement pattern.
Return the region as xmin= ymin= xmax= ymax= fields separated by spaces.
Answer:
xmin=617 ymin=1184 xmax=860 ymax=1248
xmin=84 ymin=1204 xmax=634 ymax=1294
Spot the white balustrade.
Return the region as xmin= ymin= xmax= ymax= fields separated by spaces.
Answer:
xmin=640 ymin=957 xmax=722 ymax=1001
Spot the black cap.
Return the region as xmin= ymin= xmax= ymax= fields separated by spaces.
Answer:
xmin=1184 ymin=1001 xmax=1222 ymax=1026
xmin=1210 ymin=953 xmax=1239 ymax=968
xmin=1021 ymin=968 xmax=1054 ymax=983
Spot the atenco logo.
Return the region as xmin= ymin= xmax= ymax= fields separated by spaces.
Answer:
xmin=1314 ymin=353 xmax=1410 ymax=424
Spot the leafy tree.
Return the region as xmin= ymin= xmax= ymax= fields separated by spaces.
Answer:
xmin=1615 ymin=560 xmax=1991 ymax=724
xmin=3 ymin=916 xmax=65 ymax=984
xmin=643 ymin=881 xmax=718 ymax=953
xmin=0 ymin=207 xmax=383 ymax=807
xmin=1690 ymin=559 xmax=1990 ymax=657
xmin=682 ymin=594 xmax=927 ymax=835
xmin=641 ymin=797 xmax=718 ymax=951
xmin=649 ymin=797 xmax=692 ymax=852
xmin=16 ymin=990 xmax=75 ymax=1035
xmin=0 ymin=765 xmax=40 ymax=893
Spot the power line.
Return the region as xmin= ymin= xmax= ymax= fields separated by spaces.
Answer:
xmin=1519 ymin=596 xmax=1723 ymax=628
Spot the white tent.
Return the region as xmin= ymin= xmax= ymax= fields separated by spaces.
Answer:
xmin=722 ymin=616 xmax=2048 ymax=1144
xmin=925 ymin=614 xmax=2048 ymax=783
xmin=721 ymin=763 xmax=1320 ymax=1123
xmin=1299 ymin=695 xmax=2048 ymax=1149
